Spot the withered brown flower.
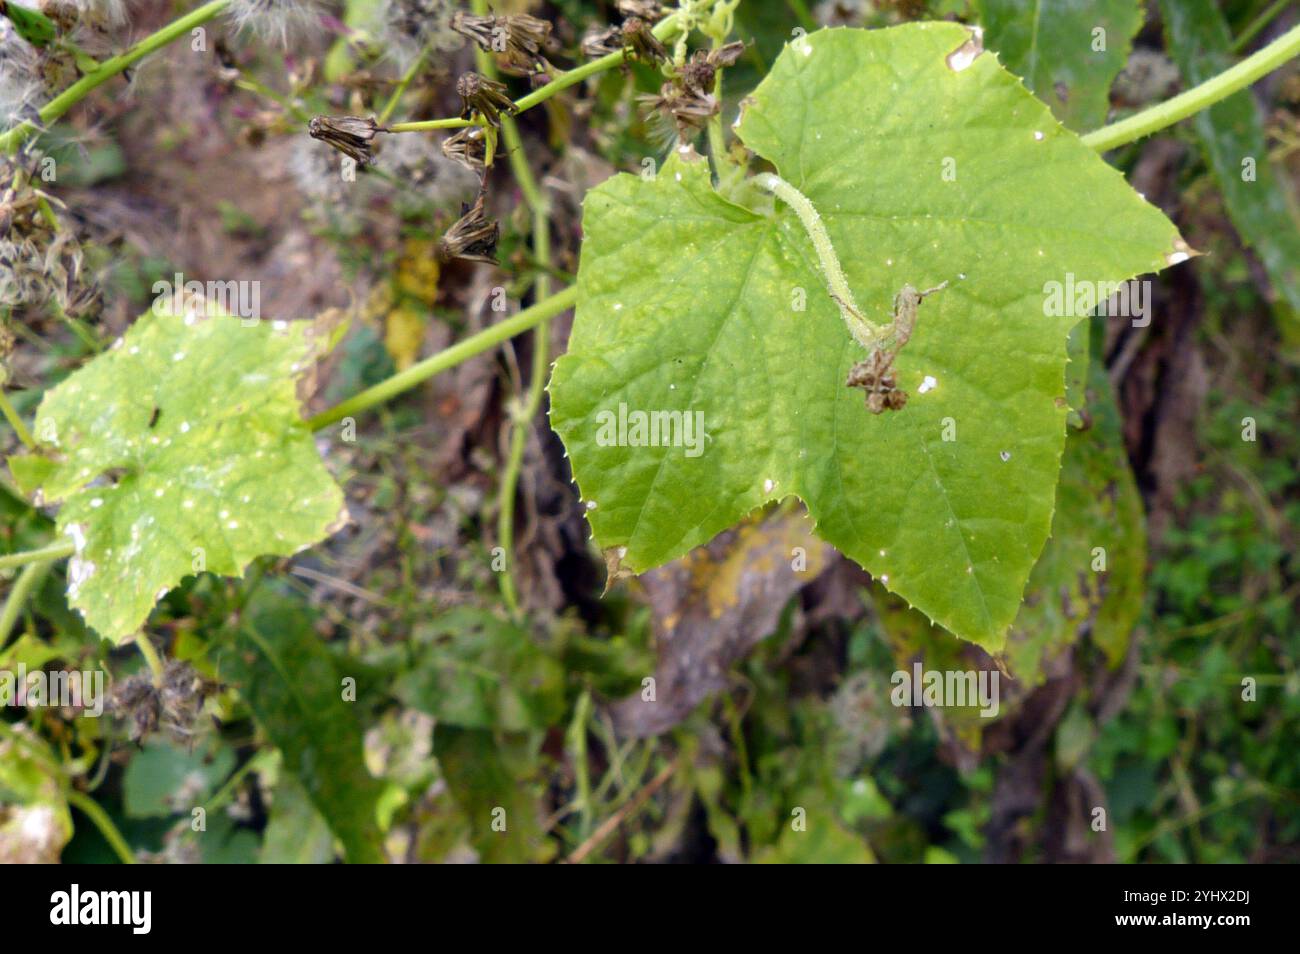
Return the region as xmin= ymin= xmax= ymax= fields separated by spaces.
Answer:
xmin=621 ymin=17 xmax=667 ymax=64
xmin=307 ymin=115 xmax=383 ymax=165
xmin=452 ymin=11 xmax=553 ymax=75
xmin=639 ymin=82 xmax=719 ymax=139
xmin=681 ymin=41 xmax=747 ymax=95
xmin=456 ymin=71 xmax=517 ymax=125
xmin=437 ymin=190 xmax=499 ymax=264
xmin=441 ymin=125 xmax=490 ymax=177
xmin=616 ymin=0 xmax=666 ymax=21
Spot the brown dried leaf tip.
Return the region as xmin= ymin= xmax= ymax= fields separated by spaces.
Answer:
xmin=456 ymin=71 xmax=517 ymax=125
xmin=452 ymin=11 xmax=554 ymax=76
xmin=846 ymin=351 xmax=909 ymax=414
xmin=845 ymin=282 xmax=947 ymax=415
xmin=308 ymin=115 xmax=383 ymax=166
xmin=437 ymin=189 xmax=499 ymax=265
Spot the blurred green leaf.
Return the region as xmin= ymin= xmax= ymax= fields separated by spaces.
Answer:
xmin=1160 ymin=0 xmax=1300 ymax=337
xmin=977 ymin=0 xmax=1143 ymax=129
xmin=395 ymin=609 xmax=565 ymax=732
xmin=122 ymin=737 xmax=234 ymax=819
xmin=219 ymin=588 xmax=385 ymax=863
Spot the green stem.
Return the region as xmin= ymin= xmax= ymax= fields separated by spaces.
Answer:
xmin=386 ymin=117 xmax=472 ymax=133
xmin=134 ymin=633 xmax=166 ymax=685
xmin=386 ymin=15 xmax=684 ymax=135
xmin=0 ymin=558 xmax=53 ymax=648
xmin=1232 ymin=0 xmax=1291 ymax=53
xmin=234 ymin=76 xmax=311 ymax=123
xmin=754 ymin=172 xmax=881 ymax=347
xmin=66 ymin=789 xmax=136 ymax=864
xmin=0 ymin=0 xmax=234 ymax=154
xmin=1082 ymin=23 xmax=1300 ymax=152
xmin=471 ymin=0 xmax=554 ymax=615
xmin=306 ymin=285 xmax=578 ymax=431
xmin=0 ymin=389 xmax=35 ymax=448
xmin=378 ymin=49 xmax=428 ymax=126
xmin=0 ymin=539 xmax=75 ymax=571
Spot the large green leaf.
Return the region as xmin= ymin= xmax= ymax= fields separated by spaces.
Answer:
xmin=217 ymin=589 xmax=385 ymax=863
xmin=977 ymin=0 xmax=1143 ymax=130
xmin=1160 ymin=0 xmax=1300 ymax=333
xmin=549 ymin=24 xmax=1183 ymax=650
xmin=8 ymin=308 xmax=346 ymax=643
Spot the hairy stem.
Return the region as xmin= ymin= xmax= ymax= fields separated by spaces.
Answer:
xmin=1082 ymin=23 xmax=1300 ymax=152
xmin=306 ymin=285 xmax=578 ymax=431
xmin=754 ymin=172 xmax=881 ymax=347
xmin=66 ymin=789 xmax=136 ymax=864
xmin=0 ymin=0 xmax=234 ymax=154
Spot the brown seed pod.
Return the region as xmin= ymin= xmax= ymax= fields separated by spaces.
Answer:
xmin=456 ymin=71 xmax=517 ymax=125
xmin=441 ymin=125 xmax=489 ymax=177
xmin=437 ymin=189 xmax=499 ymax=264
xmin=621 ymin=17 xmax=667 ymax=64
xmin=639 ymin=81 xmax=718 ymax=139
xmin=452 ymin=11 xmax=553 ymax=75
xmin=307 ymin=115 xmax=382 ymax=165
xmin=616 ymin=0 xmax=665 ymax=21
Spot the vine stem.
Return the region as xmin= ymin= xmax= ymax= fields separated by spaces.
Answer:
xmin=66 ymin=789 xmax=136 ymax=864
xmin=0 ymin=0 xmax=234 ymax=154
xmin=386 ymin=14 xmax=685 ymax=134
xmin=469 ymin=0 xmax=553 ymax=616
xmin=754 ymin=172 xmax=881 ymax=348
xmin=0 ymin=539 xmax=75 ymax=570
xmin=306 ymin=285 xmax=577 ymax=431
xmin=133 ymin=633 xmax=166 ymax=685
xmin=0 ymin=389 xmax=35 ymax=448
xmin=0 ymin=557 xmax=53 ymax=647
xmin=1082 ymin=23 xmax=1300 ymax=152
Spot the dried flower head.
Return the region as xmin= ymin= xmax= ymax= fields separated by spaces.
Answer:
xmin=0 ymin=19 xmax=45 ymax=128
xmin=226 ymin=0 xmax=321 ymax=45
xmin=580 ymin=24 xmax=623 ymax=58
xmin=436 ymin=189 xmax=498 ymax=264
xmin=456 ymin=71 xmax=516 ymax=126
xmin=111 ymin=659 xmax=215 ymax=745
xmin=451 ymin=11 xmax=553 ymax=76
xmin=440 ymin=124 xmax=490 ymax=178
xmin=680 ymin=41 xmax=746 ymax=94
xmin=639 ymin=81 xmax=718 ymax=140
xmin=620 ymin=17 xmax=667 ymax=64
xmin=308 ymin=114 xmax=383 ymax=166
xmin=616 ymin=0 xmax=665 ymax=21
